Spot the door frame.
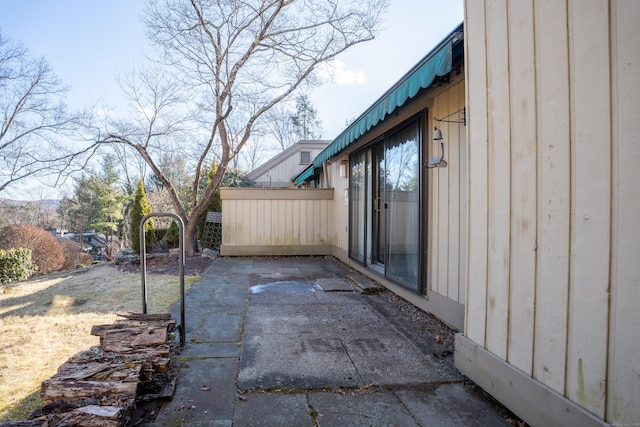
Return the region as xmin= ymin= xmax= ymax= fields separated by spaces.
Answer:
xmin=348 ymin=111 xmax=427 ymax=294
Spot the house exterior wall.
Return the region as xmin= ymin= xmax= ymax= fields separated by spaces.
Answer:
xmin=220 ymin=75 xmax=468 ymax=331
xmin=318 ymin=78 xmax=467 ymax=331
xmin=322 ymin=158 xmax=349 ymax=258
xmin=249 ymin=142 xmax=328 ymax=188
xmin=428 ymin=80 xmax=467 ymax=307
xmin=220 ymin=188 xmax=335 ymax=255
xmin=458 ymin=1 xmax=640 ymax=425
xmin=251 ymin=151 xmax=315 ymax=187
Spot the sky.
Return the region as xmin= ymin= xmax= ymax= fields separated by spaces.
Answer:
xmin=0 ymin=0 xmax=463 ymax=198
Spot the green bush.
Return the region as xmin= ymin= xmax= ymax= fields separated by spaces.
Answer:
xmin=130 ymin=180 xmax=157 ymax=253
xmin=159 ymin=221 xmax=180 ymax=249
xmin=0 ymin=248 xmax=37 ymax=286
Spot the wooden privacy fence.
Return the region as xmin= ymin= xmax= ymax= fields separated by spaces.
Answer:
xmin=220 ymin=188 xmax=335 ymax=256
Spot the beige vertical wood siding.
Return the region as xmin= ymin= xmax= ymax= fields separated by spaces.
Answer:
xmin=220 ymin=188 xmax=335 ymax=254
xmin=429 ymin=81 xmax=467 ymax=306
xmin=327 ymin=80 xmax=468 ymax=311
xmin=252 ymin=146 xmax=326 ymax=187
xmin=326 ymin=157 xmax=350 ymax=252
xmin=609 ymin=2 xmax=640 ymax=423
xmin=463 ymin=0 xmax=640 ymax=423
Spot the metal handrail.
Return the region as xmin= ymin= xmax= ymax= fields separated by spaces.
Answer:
xmin=140 ymin=213 xmax=186 ymax=348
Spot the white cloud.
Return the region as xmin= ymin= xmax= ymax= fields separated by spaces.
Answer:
xmin=316 ymin=59 xmax=367 ymax=86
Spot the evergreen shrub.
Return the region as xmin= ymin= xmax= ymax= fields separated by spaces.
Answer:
xmin=0 ymin=248 xmax=37 ymax=286
xmin=130 ymin=180 xmax=157 ymax=253
xmin=159 ymin=221 xmax=180 ymax=249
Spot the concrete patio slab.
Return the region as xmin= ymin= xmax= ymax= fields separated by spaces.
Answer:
xmin=341 ymin=332 xmax=459 ymax=385
xmin=232 ymin=393 xmax=312 ymax=427
xmin=308 ymin=391 xmax=421 ymax=427
xmin=178 ymin=341 xmax=239 ymax=359
xmin=243 ymin=303 xmax=331 ymax=335
xmin=314 ymin=277 xmax=354 ymax=292
xmin=247 ymin=281 xmax=322 ymax=305
xmin=187 ymin=311 xmax=244 ymax=343
xmin=151 ymin=358 xmax=238 ymax=426
xmin=238 ymin=334 xmax=363 ymax=389
xmin=141 ymin=256 xmax=521 ymax=426
xmin=395 ymin=383 xmax=512 ymax=426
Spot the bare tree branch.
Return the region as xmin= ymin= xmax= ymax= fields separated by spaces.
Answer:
xmin=0 ymin=31 xmax=93 ymax=194
xmin=102 ymin=0 xmax=388 ymax=254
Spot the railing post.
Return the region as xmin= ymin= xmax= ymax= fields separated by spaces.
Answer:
xmin=140 ymin=213 xmax=186 ymax=348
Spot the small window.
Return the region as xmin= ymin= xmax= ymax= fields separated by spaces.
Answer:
xmin=300 ymin=151 xmax=311 ymax=164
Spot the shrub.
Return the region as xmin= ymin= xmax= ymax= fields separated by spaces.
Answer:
xmin=130 ymin=180 xmax=156 ymax=253
xmin=105 ymin=242 xmax=120 ymax=261
xmin=0 ymin=224 xmax=64 ymax=275
xmin=58 ymin=238 xmax=81 ymax=271
xmin=78 ymin=252 xmax=94 ymax=267
xmin=0 ymin=248 xmax=37 ymax=285
xmin=159 ymin=221 xmax=180 ymax=249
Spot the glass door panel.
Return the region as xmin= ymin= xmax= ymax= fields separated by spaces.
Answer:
xmin=372 ymin=143 xmax=386 ymax=267
xmin=349 ymin=118 xmax=421 ymax=293
xmin=349 ymin=151 xmax=366 ymax=263
xmin=384 ymin=125 xmax=420 ymax=290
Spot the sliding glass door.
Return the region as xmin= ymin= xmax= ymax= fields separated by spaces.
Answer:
xmin=372 ymin=143 xmax=386 ymax=268
xmin=350 ymin=150 xmax=367 ymax=262
xmin=349 ymin=119 xmax=422 ymax=292
xmin=384 ymin=125 xmax=420 ymax=288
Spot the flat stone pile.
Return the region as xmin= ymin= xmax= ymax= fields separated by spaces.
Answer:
xmin=1 ymin=312 xmax=177 ymax=427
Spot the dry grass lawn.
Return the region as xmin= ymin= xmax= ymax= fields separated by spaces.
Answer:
xmin=0 ymin=263 xmax=199 ymax=421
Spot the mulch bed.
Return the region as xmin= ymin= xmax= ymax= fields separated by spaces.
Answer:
xmin=116 ymin=254 xmax=214 ymax=276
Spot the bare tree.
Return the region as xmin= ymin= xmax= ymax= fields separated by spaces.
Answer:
xmin=0 ymin=195 xmax=61 ymax=228
xmin=265 ymin=102 xmax=296 ymax=151
xmin=109 ymin=142 xmax=148 ymax=195
xmin=96 ymin=0 xmax=388 ymax=254
xmin=239 ymin=137 xmax=275 ymax=171
xmin=0 ymin=32 xmax=89 ymax=194
xmin=265 ymin=93 xmax=322 ymax=151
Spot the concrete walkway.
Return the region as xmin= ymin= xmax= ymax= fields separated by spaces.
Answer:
xmin=141 ymin=256 xmax=513 ymax=426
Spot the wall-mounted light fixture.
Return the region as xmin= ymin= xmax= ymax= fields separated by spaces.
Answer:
xmin=427 ymin=127 xmax=447 ymax=168
xmin=339 ymin=159 xmax=348 ymax=178
xmin=426 ymin=107 xmax=466 ymax=169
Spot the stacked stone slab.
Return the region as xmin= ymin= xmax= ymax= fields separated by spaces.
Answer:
xmin=6 ymin=312 xmax=177 ymax=427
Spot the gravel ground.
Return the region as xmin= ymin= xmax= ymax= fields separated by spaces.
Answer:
xmin=370 ymin=290 xmax=527 ymax=425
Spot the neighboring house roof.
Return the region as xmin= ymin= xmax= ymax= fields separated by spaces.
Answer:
xmin=64 ymin=232 xmax=108 ymax=250
xmin=302 ymin=23 xmax=463 ymax=183
xmin=248 ymin=140 xmax=330 ymax=187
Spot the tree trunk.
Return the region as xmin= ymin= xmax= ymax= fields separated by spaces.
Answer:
xmin=184 ymin=218 xmax=199 ymax=256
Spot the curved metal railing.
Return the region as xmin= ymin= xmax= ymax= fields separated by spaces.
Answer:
xmin=139 ymin=212 xmax=186 ymax=348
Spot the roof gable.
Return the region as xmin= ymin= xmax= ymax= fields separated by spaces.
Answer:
xmin=248 ymin=140 xmax=330 ymax=180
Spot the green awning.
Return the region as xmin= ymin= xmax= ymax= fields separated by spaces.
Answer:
xmin=313 ymin=30 xmax=458 ymax=169
xmin=294 ymin=165 xmax=315 ymax=185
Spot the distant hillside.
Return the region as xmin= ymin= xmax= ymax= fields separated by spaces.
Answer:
xmin=0 ymin=199 xmax=62 ymax=228
xmin=0 ymin=199 xmax=61 ymax=209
